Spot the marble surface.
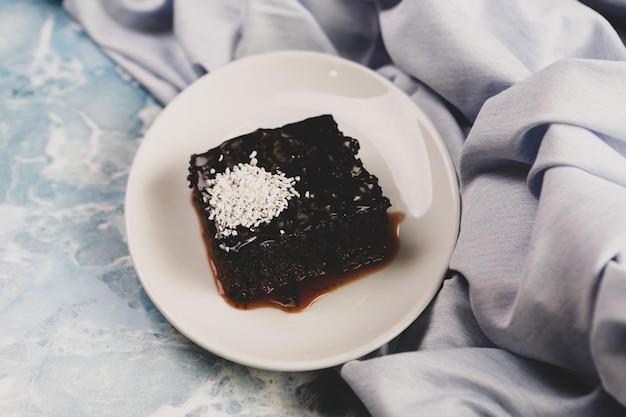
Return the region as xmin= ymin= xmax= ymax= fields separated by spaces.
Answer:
xmin=0 ymin=1 xmax=369 ymax=415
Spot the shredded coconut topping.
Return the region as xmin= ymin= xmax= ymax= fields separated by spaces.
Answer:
xmin=202 ymin=162 xmax=299 ymax=239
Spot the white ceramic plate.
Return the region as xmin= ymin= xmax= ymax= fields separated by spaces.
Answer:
xmin=125 ymin=51 xmax=460 ymax=371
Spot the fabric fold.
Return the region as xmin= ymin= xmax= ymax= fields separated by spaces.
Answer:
xmin=342 ymin=348 xmax=625 ymax=417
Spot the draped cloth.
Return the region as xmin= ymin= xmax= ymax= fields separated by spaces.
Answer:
xmin=63 ymin=0 xmax=626 ymax=415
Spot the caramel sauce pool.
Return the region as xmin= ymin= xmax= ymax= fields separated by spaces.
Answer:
xmin=201 ymin=212 xmax=405 ymax=313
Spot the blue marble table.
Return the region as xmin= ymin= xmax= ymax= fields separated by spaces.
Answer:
xmin=0 ymin=1 xmax=370 ymax=415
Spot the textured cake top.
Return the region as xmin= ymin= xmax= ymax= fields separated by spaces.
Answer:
xmin=188 ymin=115 xmax=390 ymax=252
xmin=203 ymin=160 xmax=300 ymax=240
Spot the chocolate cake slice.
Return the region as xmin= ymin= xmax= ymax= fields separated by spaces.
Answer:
xmin=188 ymin=115 xmax=391 ymax=305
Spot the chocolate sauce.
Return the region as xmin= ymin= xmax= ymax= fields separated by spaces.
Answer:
xmin=202 ymin=212 xmax=405 ymax=312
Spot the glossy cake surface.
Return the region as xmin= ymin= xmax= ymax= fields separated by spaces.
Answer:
xmin=188 ymin=115 xmax=391 ymax=305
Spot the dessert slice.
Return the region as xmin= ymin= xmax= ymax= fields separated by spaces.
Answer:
xmin=188 ymin=115 xmax=391 ymax=306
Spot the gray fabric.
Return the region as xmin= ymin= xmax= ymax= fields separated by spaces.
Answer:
xmin=63 ymin=0 xmax=626 ymax=415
